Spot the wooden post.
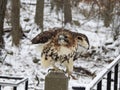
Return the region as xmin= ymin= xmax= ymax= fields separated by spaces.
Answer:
xmin=45 ymin=72 xmax=68 ymax=90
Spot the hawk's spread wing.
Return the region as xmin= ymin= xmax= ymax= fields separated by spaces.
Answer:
xmin=31 ymin=30 xmax=56 ymax=44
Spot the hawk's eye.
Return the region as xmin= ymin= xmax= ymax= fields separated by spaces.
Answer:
xmin=77 ymin=36 xmax=83 ymax=41
xmin=64 ymin=35 xmax=68 ymax=38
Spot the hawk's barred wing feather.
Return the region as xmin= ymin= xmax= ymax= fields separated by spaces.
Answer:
xmin=31 ymin=30 xmax=56 ymax=44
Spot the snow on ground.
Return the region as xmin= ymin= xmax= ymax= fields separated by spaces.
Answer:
xmin=0 ymin=0 xmax=120 ymax=90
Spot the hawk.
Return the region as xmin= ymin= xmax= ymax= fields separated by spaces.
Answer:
xmin=31 ymin=28 xmax=89 ymax=77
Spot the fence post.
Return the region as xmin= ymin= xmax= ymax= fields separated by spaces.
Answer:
xmin=25 ymin=80 xmax=28 ymax=90
xmin=114 ymin=64 xmax=118 ymax=90
xmin=13 ymin=86 xmax=17 ymax=90
xmin=45 ymin=71 xmax=68 ymax=90
xmin=97 ymin=80 xmax=102 ymax=90
xmin=107 ymin=71 xmax=111 ymax=90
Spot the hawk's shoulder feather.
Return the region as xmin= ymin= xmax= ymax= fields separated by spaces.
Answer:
xmin=31 ymin=30 xmax=56 ymax=44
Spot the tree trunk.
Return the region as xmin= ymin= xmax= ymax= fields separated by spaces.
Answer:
xmin=35 ymin=0 xmax=44 ymax=32
xmin=0 ymin=0 xmax=7 ymax=48
xmin=11 ymin=0 xmax=22 ymax=46
xmin=63 ymin=0 xmax=72 ymax=24
xmin=100 ymin=0 xmax=115 ymax=27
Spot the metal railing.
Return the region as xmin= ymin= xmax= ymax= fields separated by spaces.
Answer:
xmin=0 ymin=76 xmax=28 ymax=90
xmin=72 ymin=55 xmax=120 ymax=90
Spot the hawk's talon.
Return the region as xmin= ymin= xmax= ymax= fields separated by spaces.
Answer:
xmin=48 ymin=68 xmax=66 ymax=74
xmin=48 ymin=68 xmax=56 ymax=72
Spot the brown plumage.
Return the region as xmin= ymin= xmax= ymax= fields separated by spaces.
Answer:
xmin=31 ymin=30 xmax=56 ymax=44
xmin=31 ymin=28 xmax=89 ymax=77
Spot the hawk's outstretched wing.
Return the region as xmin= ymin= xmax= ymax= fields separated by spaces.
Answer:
xmin=31 ymin=30 xmax=56 ymax=44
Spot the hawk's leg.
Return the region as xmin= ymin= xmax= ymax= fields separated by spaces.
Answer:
xmin=66 ymin=70 xmax=77 ymax=80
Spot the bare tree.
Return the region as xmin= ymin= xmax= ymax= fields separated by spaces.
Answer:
xmin=35 ymin=0 xmax=44 ymax=32
xmin=50 ymin=0 xmax=63 ymax=14
xmin=11 ymin=0 xmax=22 ymax=46
xmin=50 ymin=0 xmax=72 ymax=24
xmin=63 ymin=0 xmax=72 ymax=24
xmin=102 ymin=0 xmax=115 ymax=27
xmin=0 ymin=0 xmax=7 ymax=48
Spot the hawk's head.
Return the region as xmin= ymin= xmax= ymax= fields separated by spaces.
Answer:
xmin=77 ymin=36 xmax=89 ymax=50
xmin=73 ymin=32 xmax=89 ymax=60
xmin=75 ymin=33 xmax=89 ymax=50
xmin=54 ymin=30 xmax=75 ymax=47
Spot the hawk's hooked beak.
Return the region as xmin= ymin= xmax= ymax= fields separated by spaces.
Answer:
xmin=79 ymin=41 xmax=89 ymax=50
xmin=58 ymin=34 xmax=65 ymax=40
xmin=84 ymin=39 xmax=89 ymax=50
